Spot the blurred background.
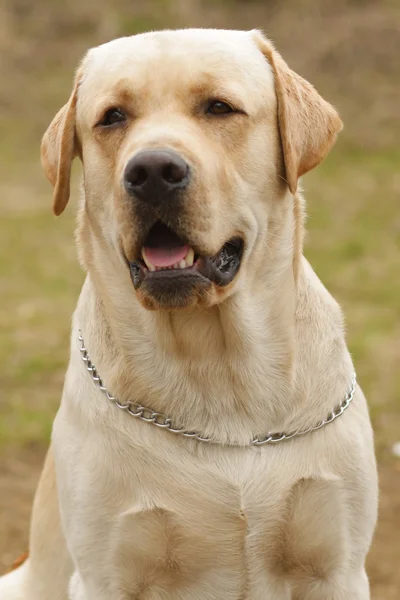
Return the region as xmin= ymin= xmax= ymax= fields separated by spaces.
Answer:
xmin=0 ymin=0 xmax=398 ymax=596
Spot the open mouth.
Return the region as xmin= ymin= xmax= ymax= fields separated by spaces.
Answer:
xmin=128 ymin=221 xmax=243 ymax=293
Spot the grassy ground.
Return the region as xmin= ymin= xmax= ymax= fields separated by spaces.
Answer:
xmin=0 ymin=0 xmax=399 ymax=597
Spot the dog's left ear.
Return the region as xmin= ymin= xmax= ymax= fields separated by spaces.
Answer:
xmin=252 ymin=30 xmax=343 ymax=194
xmin=41 ymin=69 xmax=83 ymax=216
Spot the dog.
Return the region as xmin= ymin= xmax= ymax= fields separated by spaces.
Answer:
xmin=0 ymin=28 xmax=378 ymax=599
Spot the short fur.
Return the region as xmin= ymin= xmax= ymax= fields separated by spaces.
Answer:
xmin=0 ymin=29 xmax=377 ymax=600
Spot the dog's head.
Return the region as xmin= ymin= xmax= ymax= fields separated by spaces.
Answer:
xmin=41 ymin=29 xmax=342 ymax=311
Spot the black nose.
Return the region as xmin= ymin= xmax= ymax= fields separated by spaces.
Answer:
xmin=124 ymin=149 xmax=189 ymax=204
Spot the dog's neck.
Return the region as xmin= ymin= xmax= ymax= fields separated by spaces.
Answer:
xmin=75 ymin=213 xmax=299 ymax=443
xmin=77 ymin=286 xmax=297 ymax=443
xmin=73 ymin=193 xmax=347 ymax=443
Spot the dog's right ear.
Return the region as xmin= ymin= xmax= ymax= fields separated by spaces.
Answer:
xmin=41 ymin=70 xmax=82 ymax=216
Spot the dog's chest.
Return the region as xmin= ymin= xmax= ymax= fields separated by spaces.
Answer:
xmin=99 ymin=444 xmax=323 ymax=599
xmin=58 ymin=409 xmax=348 ymax=600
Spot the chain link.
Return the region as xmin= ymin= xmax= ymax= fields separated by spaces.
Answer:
xmin=78 ymin=332 xmax=357 ymax=447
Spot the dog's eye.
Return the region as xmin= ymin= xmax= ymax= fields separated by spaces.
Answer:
xmin=207 ymin=100 xmax=234 ymax=115
xmin=100 ymin=108 xmax=126 ymax=127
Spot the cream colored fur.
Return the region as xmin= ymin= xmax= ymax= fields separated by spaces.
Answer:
xmin=0 ymin=29 xmax=377 ymax=600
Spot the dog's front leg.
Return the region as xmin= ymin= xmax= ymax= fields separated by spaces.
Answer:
xmin=291 ymin=568 xmax=370 ymax=600
xmin=27 ymin=447 xmax=73 ymax=598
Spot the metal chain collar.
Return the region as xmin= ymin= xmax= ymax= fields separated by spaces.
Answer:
xmin=78 ymin=332 xmax=357 ymax=447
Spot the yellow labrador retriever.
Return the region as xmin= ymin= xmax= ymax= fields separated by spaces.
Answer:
xmin=0 ymin=28 xmax=378 ymax=600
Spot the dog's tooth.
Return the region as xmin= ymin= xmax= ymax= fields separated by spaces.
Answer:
xmin=185 ymin=248 xmax=194 ymax=267
xmin=148 ymin=264 xmax=155 ymax=272
xmin=179 ymin=260 xmax=186 ymax=269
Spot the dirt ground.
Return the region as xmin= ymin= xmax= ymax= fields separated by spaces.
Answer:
xmin=1 ymin=448 xmax=399 ymax=599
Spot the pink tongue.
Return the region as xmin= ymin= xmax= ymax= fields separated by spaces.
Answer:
xmin=144 ymin=245 xmax=189 ymax=268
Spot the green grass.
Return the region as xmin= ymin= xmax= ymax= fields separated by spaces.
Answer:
xmin=305 ymin=145 xmax=400 ymax=456
xmin=0 ymin=145 xmax=399 ymax=457
xmin=0 ymin=183 xmax=83 ymax=447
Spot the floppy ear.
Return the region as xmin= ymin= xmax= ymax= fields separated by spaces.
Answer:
xmin=41 ymin=70 xmax=82 ymax=216
xmin=252 ymin=31 xmax=343 ymax=194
